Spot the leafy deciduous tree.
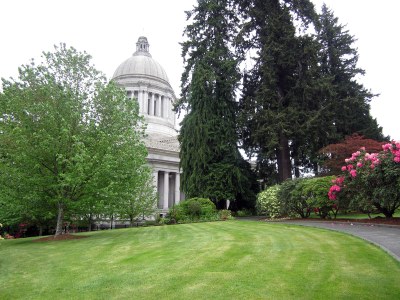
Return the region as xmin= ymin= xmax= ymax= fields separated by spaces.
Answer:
xmin=0 ymin=44 xmax=154 ymax=235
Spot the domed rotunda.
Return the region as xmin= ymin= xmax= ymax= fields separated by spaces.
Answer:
xmin=113 ymin=36 xmax=183 ymax=212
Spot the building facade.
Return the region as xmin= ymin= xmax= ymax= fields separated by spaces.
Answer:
xmin=112 ymin=36 xmax=183 ymax=214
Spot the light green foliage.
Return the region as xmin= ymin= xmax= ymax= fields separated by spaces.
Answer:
xmin=0 ymin=44 xmax=153 ymax=234
xmin=168 ymin=198 xmax=218 ymax=223
xmin=256 ymin=185 xmax=281 ymax=218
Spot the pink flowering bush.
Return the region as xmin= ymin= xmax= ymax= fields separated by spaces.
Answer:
xmin=329 ymin=141 xmax=400 ymax=218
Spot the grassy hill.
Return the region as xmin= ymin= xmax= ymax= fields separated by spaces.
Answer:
xmin=0 ymin=221 xmax=399 ymax=299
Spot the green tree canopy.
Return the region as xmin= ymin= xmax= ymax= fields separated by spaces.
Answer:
xmin=0 ymin=44 xmax=154 ymax=235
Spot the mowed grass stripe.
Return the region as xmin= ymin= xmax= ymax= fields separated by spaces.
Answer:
xmin=0 ymin=221 xmax=399 ymax=299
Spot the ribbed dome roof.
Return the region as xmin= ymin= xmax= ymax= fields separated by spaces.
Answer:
xmin=112 ymin=37 xmax=169 ymax=83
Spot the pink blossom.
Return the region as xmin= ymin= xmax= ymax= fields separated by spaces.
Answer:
xmin=360 ymin=147 xmax=366 ymax=151
xmin=357 ymin=162 xmax=363 ymax=168
xmin=382 ymin=143 xmax=392 ymax=151
xmin=341 ymin=166 xmax=347 ymax=171
xmin=336 ymin=176 xmax=345 ymax=185
xmin=347 ymin=164 xmax=354 ymax=171
xmin=370 ymin=164 xmax=375 ymax=169
xmin=350 ymin=169 xmax=357 ymax=177
xmin=394 ymin=156 xmax=400 ymax=163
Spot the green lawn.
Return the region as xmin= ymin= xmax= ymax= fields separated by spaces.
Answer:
xmin=0 ymin=221 xmax=399 ymax=299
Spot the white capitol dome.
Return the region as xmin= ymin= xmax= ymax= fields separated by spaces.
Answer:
xmin=112 ymin=36 xmax=183 ymax=211
xmin=113 ymin=37 xmax=169 ymax=83
xmin=112 ymin=36 xmax=177 ymax=139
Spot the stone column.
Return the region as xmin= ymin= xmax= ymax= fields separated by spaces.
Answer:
xmin=163 ymin=172 xmax=169 ymax=209
xmin=143 ymin=91 xmax=148 ymax=114
xmin=157 ymin=94 xmax=162 ymax=117
xmin=149 ymin=93 xmax=155 ymax=116
xmin=175 ymin=172 xmax=180 ymax=204
xmin=165 ymin=97 xmax=169 ymax=119
xmin=137 ymin=90 xmax=142 ymax=113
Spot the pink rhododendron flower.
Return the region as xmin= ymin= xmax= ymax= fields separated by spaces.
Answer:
xmin=394 ymin=156 xmax=400 ymax=163
xmin=336 ymin=176 xmax=345 ymax=185
xmin=350 ymin=169 xmax=357 ymax=177
xmin=357 ymin=162 xmax=363 ymax=168
xmin=341 ymin=166 xmax=347 ymax=171
xmin=347 ymin=164 xmax=354 ymax=171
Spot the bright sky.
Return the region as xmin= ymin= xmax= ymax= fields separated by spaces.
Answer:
xmin=0 ymin=0 xmax=398 ymax=140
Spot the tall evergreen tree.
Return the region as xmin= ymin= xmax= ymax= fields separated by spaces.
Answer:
xmin=237 ymin=0 xmax=318 ymax=182
xmin=315 ymin=4 xmax=386 ymax=142
xmin=177 ymin=0 xmax=255 ymax=207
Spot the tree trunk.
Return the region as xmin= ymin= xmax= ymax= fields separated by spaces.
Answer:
xmin=292 ymin=143 xmax=300 ymax=178
xmin=55 ymin=202 xmax=64 ymax=236
xmin=374 ymin=202 xmax=393 ymax=218
xmin=313 ymin=162 xmax=319 ymax=176
xmin=38 ymin=225 xmax=43 ymax=236
xmin=276 ymin=133 xmax=291 ymax=182
xmin=88 ymin=215 xmax=92 ymax=232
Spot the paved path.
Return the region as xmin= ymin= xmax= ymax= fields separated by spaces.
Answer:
xmin=236 ymin=217 xmax=400 ymax=261
xmin=278 ymin=220 xmax=400 ymax=261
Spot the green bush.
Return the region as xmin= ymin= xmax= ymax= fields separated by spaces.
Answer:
xmin=168 ymin=198 xmax=217 ymax=223
xmin=256 ymin=185 xmax=282 ymax=218
xmin=219 ymin=210 xmax=233 ymax=220
xmin=302 ymin=176 xmax=336 ymax=219
xmin=236 ymin=209 xmax=254 ymax=217
xmin=278 ymin=179 xmax=307 ymax=218
xmin=278 ymin=176 xmax=336 ymax=219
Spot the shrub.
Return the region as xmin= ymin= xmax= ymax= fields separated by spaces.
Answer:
xmin=278 ymin=179 xmax=309 ymax=218
xmin=219 ymin=210 xmax=233 ymax=220
xmin=279 ymin=176 xmax=336 ymax=219
xmin=168 ymin=198 xmax=217 ymax=223
xmin=256 ymin=185 xmax=282 ymax=218
xmin=235 ymin=209 xmax=254 ymax=217
xmin=301 ymin=176 xmax=337 ymax=219
xmin=329 ymin=142 xmax=400 ymax=218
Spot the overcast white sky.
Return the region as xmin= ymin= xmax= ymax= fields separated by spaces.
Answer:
xmin=0 ymin=0 xmax=398 ymax=140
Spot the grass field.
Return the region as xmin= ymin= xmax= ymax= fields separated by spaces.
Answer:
xmin=1 ymin=221 xmax=399 ymax=299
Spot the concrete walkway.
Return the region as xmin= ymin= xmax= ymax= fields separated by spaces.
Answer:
xmin=235 ymin=217 xmax=400 ymax=261
xmin=278 ymin=220 xmax=400 ymax=261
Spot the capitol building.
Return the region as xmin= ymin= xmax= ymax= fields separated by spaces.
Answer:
xmin=112 ymin=36 xmax=184 ymax=214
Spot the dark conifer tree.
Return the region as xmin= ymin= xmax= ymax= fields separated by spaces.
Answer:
xmin=315 ymin=4 xmax=386 ymax=142
xmin=176 ymin=0 xmax=256 ymax=207
xmin=237 ymin=0 xmax=318 ymax=182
